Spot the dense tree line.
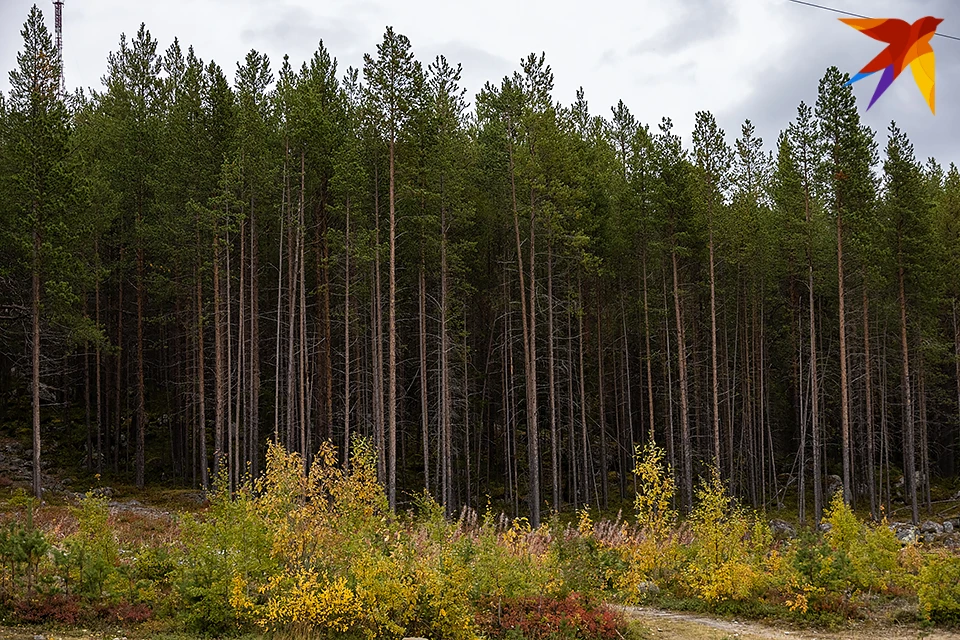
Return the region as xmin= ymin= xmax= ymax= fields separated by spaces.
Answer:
xmin=2 ymin=6 xmax=959 ymax=526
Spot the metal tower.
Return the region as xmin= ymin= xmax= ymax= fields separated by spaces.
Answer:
xmin=53 ymin=0 xmax=64 ymax=92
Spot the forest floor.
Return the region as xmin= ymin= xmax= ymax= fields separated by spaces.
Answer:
xmin=622 ymin=606 xmax=960 ymax=640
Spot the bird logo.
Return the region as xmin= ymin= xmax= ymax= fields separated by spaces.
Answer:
xmin=841 ymin=16 xmax=942 ymax=114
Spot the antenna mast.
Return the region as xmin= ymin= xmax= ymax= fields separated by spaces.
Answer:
xmin=53 ymin=0 xmax=64 ymax=93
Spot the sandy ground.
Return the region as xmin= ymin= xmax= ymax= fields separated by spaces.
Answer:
xmin=621 ymin=606 xmax=960 ymax=640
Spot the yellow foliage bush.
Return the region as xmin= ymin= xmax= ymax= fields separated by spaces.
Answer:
xmin=684 ymin=472 xmax=769 ymax=604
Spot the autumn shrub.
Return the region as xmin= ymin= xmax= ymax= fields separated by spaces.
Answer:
xmin=683 ymin=471 xmax=771 ymax=605
xmin=919 ymin=550 xmax=960 ymax=625
xmin=617 ymin=443 xmax=685 ymax=601
xmin=476 ymin=592 xmax=623 ymax=640
xmin=547 ymin=509 xmax=626 ymax=598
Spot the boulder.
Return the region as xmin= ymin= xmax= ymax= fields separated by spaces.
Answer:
xmin=636 ymin=581 xmax=660 ymax=596
xmin=818 ymin=522 xmax=833 ymax=533
xmin=770 ymin=519 xmax=797 ymax=540
xmin=894 ymin=524 xmax=917 ymax=544
xmin=921 ymin=520 xmax=944 ymax=535
xmin=92 ymin=486 xmax=114 ymax=499
xmin=945 ymin=521 xmax=955 ymax=534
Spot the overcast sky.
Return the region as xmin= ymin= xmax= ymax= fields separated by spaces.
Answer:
xmin=1 ymin=0 xmax=957 ymax=167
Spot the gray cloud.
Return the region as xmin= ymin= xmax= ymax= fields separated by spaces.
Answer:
xmin=629 ymin=0 xmax=736 ymax=57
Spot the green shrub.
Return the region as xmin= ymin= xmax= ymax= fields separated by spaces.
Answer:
xmin=919 ymin=551 xmax=960 ymax=625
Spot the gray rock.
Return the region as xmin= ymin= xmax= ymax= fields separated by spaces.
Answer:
xmin=944 ymin=521 xmax=955 ymax=534
xmin=894 ymin=525 xmax=918 ymax=544
xmin=770 ymin=519 xmax=797 ymax=540
xmin=921 ymin=520 xmax=944 ymax=535
xmin=825 ymin=475 xmax=843 ymax=498
xmin=818 ymin=522 xmax=833 ymax=533
xmin=34 ymin=635 xmax=46 ymax=640
xmin=92 ymin=486 xmax=114 ymax=498
xmin=636 ymin=581 xmax=660 ymax=596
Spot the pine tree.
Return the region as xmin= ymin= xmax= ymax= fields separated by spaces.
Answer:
xmin=363 ymin=28 xmax=420 ymax=511
xmin=5 ymin=6 xmax=76 ymax=498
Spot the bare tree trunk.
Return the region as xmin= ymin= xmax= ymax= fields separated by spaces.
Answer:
xmin=898 ymin=260 xmax=918 ymax=524
xmin=419 ymin=258 xmax=430 ymax=495
xmin=642 ymin=256 xmax=654 ymax=443
xmin=547 ymin=237 xmax=559 ymax=510
xmin=863 ymin=284 xmax=877 ymax=519
xmin=709 ymin=227 xmax=721 ymax=473
xmin=250 ymin=198 xmax=260 ymax=478
xmin=578 ymin=275 xmax=590 ymax=508
xmin=195 ymin=256 xmax=207 ymax=493
xmin=620 ymin=294 xmax=635 ymax=492
xmin=114 ymin=250 xmax=124 ymax=474
xmin=919 ymin=362 xmax=931 ymax=512
xmin=527 ymin=188 xmax=540 ymax=527
xmin=837 ymin=209 xmax=852 ymax=505
xmin=213 ymin=217 xmax=224 ymax=487
xmin=374 ymin=162 xmax=385 ymax=483
xmin=299 ymin=155 xmax=309 ymax=471
xmin=662 ymin=269 xmax=677 ymax=495
xmin=322 ymin=197 xmax=333 ymax=445
xmin=136 ymin=223 xmax=146 ymax=489
xmin=671 ymin=248 xmax=692 ymax=511
xmin=344 ymin=197 xmax=352 ymax=469
xmin=567 ymin=295 xmax=578 ymax=509
xmin=31 ymin=224 xmax=41 ymax=500
xmin=286 ymin=163 xmax=298 ymax=453
xmin=441 ymin=194 xmax=453 ymax=513
xmin=95 ymin=264 xmax=103 ymax=476
xmin=597 ymin=291 xmax=608 ymax=509
xmin=85 ymin=303 xmax=92 ymax=472
xmin=955 ymin=301 xmax=960 ymax=479
xmin=387 ymin=132 xmax=398 ymax=511
xmin=235 ymin=218 xmax=245 ymax=491
xmin=807 ymin=198 xmax=823 ymax=522
xmin=274 ymin=153 xmax=286 ymax=445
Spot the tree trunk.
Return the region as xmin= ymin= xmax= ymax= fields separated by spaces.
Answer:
xmin=597 ymin=291 xmax=608 ymax=509
xmin=441 ymin=192 xmax=453 ymax=513
xmin=31 ymin=224 xmax=41 ymax=500
xmin=709 ymin=227 xmax=721 ymax=473
xmin=388 ymin=133 xmax=398 ymax=511
xmin=419 ymin=257 xmax=430 ymax=495
xmin=344 ymin=197 xmax=352 ymax=469
xmin=837 ymin=209 xmax=852 ymax=505
xmin=578 ymin=275 xmax=590 ymax=509
xmin=672 ymin=247 xmax=692 ymax=511
xmin=195 ymin=258 xmax=207 ymax=493
xmin=807 ymin=194 xmax=823 ymax=522
xmin=250 ymin=197 xmax=260 ymax=478
xmin=898 ymin=260 xmax=918 ymax=524
xmin=548 ymin=236 xmax=559 ymax=511
xmin=213 ymin=217 xmax=225 ymax=487
xmin=642 ymin=255 xmax=654 ymax=443
xmin=863 ymin=284 xmax=877 ymax=519
xmin=95 ymin=264 xmax=103 ymax=476
xmin=136 ymin=229 xmax=146 ymax=489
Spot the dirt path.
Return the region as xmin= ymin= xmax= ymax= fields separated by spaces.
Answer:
xmin=620 ymin=606 xmax=960 ymax=640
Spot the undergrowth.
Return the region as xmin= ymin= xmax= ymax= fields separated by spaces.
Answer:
xmin=0 ymin=439 xmax=957 ymax=638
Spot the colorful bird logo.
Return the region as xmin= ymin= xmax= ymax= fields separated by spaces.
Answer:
xmin=841 ymin=16 xmax=942 ymax=114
